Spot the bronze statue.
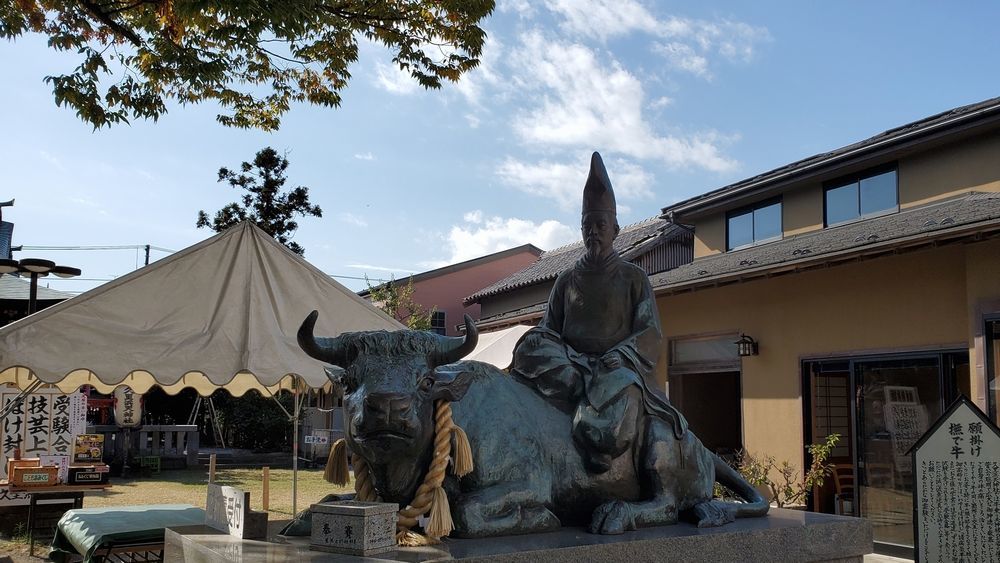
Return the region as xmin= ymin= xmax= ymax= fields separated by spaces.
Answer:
xmin=511 ymin=152 xmax=687 ymax=474
xmin=294 ymin=152 xmax=767 ymax=540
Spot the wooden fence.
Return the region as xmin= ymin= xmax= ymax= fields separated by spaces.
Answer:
xmin=88 ymin=425 xmax=200 ymax=468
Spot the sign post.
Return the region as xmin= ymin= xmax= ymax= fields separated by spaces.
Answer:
xmin=911 ymin=396 xmax=1000 ymax=562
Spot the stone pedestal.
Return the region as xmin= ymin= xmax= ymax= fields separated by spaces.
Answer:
xmin=165 ymin=508 xmax=872 ymax=563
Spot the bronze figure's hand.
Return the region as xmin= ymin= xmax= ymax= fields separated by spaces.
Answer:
xmin=601 ymin=351 xmax=621 ymax=369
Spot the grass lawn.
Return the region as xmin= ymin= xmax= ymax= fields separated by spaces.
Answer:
xmin=0 ymin=467 xmax=353 ymax=561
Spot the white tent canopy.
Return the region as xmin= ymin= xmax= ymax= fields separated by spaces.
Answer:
xmin=0 ymin=222 xmax=403 ymax=396
xmin=463 ymin=324 xmax=532 ymax=369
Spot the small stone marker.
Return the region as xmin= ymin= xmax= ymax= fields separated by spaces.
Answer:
xmin=912 ymin=396 xmax=1000 ymax=563
xmin=205 ymin=483 xmax=268 ymax=540
xmin=310 ymin=500 xmax=397 ymax=556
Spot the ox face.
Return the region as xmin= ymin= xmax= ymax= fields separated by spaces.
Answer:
xmin=327 ymin=353 xmax=474 ymax=460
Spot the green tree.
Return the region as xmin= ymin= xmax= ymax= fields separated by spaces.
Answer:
xmin=1 ymin=1 xmax=494 ymax=130
xmin=197 ymin=146 xmax=321 ymax=255
xmin=365 ymin=275 xmax=434 ymax=330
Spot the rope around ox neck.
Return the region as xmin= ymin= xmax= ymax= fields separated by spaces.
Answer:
xmin=353 ymin=399 xmax=473 ymax=546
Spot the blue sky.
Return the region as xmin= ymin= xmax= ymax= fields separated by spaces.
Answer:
xmin=2 ymin=1 xmax=999 ymax=294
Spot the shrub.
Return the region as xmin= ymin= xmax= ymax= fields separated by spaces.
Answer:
xmin=734 ymin=433 xmax=840 ymax=508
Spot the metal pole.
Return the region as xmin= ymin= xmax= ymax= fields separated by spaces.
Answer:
xmin=144 ymin=244 xmax=151 ymax=266
xmin=292 ymin=376 xmax=300 ymax=518
xmin=27 ymin=272 xmax=38 ymax=314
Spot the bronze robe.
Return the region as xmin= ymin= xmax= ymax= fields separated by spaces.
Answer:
xmin=512 ymin=251 xmax=688 ymax=439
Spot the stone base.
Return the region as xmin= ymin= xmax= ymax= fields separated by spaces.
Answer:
xmin=164 ymin=508 xmax=872 ymax=563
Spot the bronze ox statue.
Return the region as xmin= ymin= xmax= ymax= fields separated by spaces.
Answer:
xmin=298 ymin=311 xmax=768 ymax=538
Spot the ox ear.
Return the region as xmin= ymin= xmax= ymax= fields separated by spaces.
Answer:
xmin=430 ymin=365 xmax=475 ymax=402
xmin=324 ymin=366 xmax=347 ymax=393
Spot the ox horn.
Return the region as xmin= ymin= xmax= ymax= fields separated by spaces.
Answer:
xmin=297 ymin=310 xmax=350 ymax=367
xmin=432 ymin=314 xmax=479 ymax=366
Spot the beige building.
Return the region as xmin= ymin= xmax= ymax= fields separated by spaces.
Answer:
xmin=653 ymin=96 xmax=1000 ymax=555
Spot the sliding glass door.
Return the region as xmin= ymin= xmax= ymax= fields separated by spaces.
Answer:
xmin=804 ymin=351 xmax=965 ymax=555
xmin=854 ymin=357 xmax=942 ymax=550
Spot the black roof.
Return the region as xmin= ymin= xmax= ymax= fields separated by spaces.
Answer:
xmin=465 ymin=216 xmax=678 ymax=304
xmin=651 ymin=192 xmax=1000 ymax=292
xmin=661 ymin=96 xmax=1000 ymax=219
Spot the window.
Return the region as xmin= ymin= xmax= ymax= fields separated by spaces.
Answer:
xmin=987 ymin=318 xmax=1000 ymax=426
xmin=430 ymin=311 xmax=446 ymax=335
xmin=726 ymin=198 xmax=782 ymax=251
xmin=824 ymin=166 xmax=898 ymax=226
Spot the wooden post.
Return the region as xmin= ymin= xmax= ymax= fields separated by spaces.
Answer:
xmin=208 ymin=453 xmax=216 ymax=483
xmin=262 ymin=467 xmax=270 ymax=511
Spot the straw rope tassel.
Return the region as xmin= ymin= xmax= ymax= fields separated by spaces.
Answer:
xmin=450 ymin=424 xmax=474 ymax=477
xmin=324 ymin=438 xmax=350 ymax=486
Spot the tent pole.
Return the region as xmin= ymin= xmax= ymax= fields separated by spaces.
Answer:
xmin=0 ymin=379 xmax=43 ymax=419
xmin=292 ymin=375 xmax=299 ymax=519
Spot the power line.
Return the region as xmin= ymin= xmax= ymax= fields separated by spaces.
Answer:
xmin=20 ymin=245 xmax=176 ymax=253
xmin=19 ymin=245 xmax=389 ymax=284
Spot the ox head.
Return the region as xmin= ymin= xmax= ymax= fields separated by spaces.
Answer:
xmin=298 ymin=311 xmax=478 ymax=461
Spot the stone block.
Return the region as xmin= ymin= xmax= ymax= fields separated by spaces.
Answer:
xmin=309 ymin=500 xmax=397 ymax=556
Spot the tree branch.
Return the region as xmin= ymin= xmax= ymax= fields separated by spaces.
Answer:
xmin=78 ymin=0 xmax=144 ymax=46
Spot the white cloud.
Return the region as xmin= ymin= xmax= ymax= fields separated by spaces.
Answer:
xmin=497 ymin=155 xmax=654 ymax=211
xmin=374 ymin=61 xmax=421 ymax=95
xmin=338 ymin=212 xmax=368 ymax=227
xmin=463 ymin=210 xmax=484 ymax=223
xmin=541 ymin=1 xmax=770 ymax=77
xmin=509 ymin=32 xmax=736 ymax=172
xmin=547 ymin=0 xmax=661 ymax=41
xmin=464 ymin=113 xmax=481 ymax=128
xmin=440 ymin=213 xmax=576 ymax=264
xmin=38 ymin=150 xmax=65 ymax=171
xmin=652 ymin=42 xmax=709 ymax=77
xmin=353 ymin=152 xmax=375 ymax=161
xmin=453 ymin=34 xmax=505 ymax=107
xmin=498 ymin=0 xmax=535 ymax=17
xmin=648 ymin=96 xmax=673 ymax=109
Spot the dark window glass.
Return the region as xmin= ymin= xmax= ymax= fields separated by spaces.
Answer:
xmin=860 ymin=170 xmax=897 ymax=216
xmin=753 ymin=201 xmax=782 ymax=241
xmin=727 ymin=211 xmax=753 ymax=250
xmin=825 ymin=167 xmax=897 ymax=226
xmin=430 ymin=311 xmax=446 ymax=335
xmin=727 ymin=199 xmax=781 ymax=251
xmin=826 ymin=183 xmax=858 ymax=225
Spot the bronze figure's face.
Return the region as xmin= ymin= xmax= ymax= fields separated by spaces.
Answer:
xmin=581 ymin=211 xmax=619 ymax=260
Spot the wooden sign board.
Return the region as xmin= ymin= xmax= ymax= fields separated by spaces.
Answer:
xmin=911 ymin=396 xmax=1000 ymax=562
xmin=1 ymin=388 xmax=87 ymax=481
xmin=205 ymin=483 xmax=268 ymax=540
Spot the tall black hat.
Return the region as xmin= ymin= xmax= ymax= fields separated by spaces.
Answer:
xmin=582 ymin=152 xmax=616 ymax=217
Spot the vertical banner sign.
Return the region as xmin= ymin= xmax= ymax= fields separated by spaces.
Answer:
xmin=113 ymin=386 xmax=142 ymax=428
xmin=912 ymin=396 xmax=1000 ymax=563
xmin=0 ymin=387 xmax=87 ymax=506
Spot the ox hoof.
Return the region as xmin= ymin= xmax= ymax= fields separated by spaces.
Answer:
xmin=589 ymin=501 xmax=636 ymax=535
xmin=689 ymin=500 xmax=736 ymax=528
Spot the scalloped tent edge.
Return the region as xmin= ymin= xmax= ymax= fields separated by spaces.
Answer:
xmin=0 ymin=221 xmax=403 ymax=396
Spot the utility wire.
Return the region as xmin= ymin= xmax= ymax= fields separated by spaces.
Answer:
xmin=20 ymin=244 xmax=176 ymax=253
xmin=19 ymin=245 xmax=390 ymax=284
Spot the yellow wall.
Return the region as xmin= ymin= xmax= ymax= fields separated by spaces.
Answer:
xmin=690 ymin=131 xmax=1000 ymax=259
xmin=901 ymin=133 xmax=1000 ymax=209
xmin=658 ymin=245 xmax=973 ymax=466
xmin=693 ymin=216 xmax=725 ymax=258
xmin=782 ymin=183 xmax=823 ymax=236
